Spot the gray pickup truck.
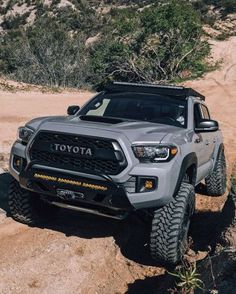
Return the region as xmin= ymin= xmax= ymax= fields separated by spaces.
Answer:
xmin=8 ymin=82 xmax=226 ymax=264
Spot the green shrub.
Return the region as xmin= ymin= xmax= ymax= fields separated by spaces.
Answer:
xmin=192 ymin=0 xmax=236 ymax=16
xmin=55 ymin=6 xmax=102 ymax=35
xmin=0 ymin=0 xmax=213 ymax=89
xmin=1 ymin=12 xmax=31 ymax=30
xmin=89 ymin=0 xmax=210 ymax=87
xmin=220 ymin=0 xmax=236 ymax=13
xmin=0 ymin=18 xmax=89 ymax=88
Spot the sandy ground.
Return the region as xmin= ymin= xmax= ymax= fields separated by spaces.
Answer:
xmin=0 ymin=90 xmax=93 ymax=156
xmin=0 ymin=37 xmax=236 ymax=293
xmin=186 ymin=37 xmax=236 ymax=169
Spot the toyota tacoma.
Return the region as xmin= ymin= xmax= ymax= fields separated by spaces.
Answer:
xmin=8 ymin=82 xmax=227 ymax=264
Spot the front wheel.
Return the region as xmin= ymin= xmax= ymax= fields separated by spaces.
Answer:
xmin=8 ymin=178 xmax=58 ymax=225
xmin=150 ymin=182 xmax=195 ymax=265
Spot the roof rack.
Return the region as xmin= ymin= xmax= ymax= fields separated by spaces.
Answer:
xmin=103 ymin=82 xmax=205 ymax=101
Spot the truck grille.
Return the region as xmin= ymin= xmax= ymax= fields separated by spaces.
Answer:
xmin=29 ymin=132 xmax=127 ymax=175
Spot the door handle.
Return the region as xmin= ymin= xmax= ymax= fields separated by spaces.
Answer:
xmin=205 ymin=140 xmax=210 ymax=145
xmin=194 ymin=138 xmax=201 ymax=144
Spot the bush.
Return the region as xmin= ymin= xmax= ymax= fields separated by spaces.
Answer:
xmin=0 ymin=18 xmax=89 ymax=87
xmin=89 ymin=0 xmax=210 ymax=87
xmin=0 ymin=0 xmax=212 ymax=89
xmin=55 ymin=6 xmax=102 ymax=35
xmin=192 ymin=0 xmax=236 ymax=16
xmin=1 ymin=12 xmax=31 ymax=30
xmin=220 ymin=0 xmax=236 ymax=13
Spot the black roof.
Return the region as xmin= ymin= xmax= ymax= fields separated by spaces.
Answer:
xmin=103 ymin=82 xmax=205 ymax=101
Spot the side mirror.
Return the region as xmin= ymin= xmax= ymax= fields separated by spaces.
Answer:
xmin=195 ymin=119 xmax=219 ymax=132
xmin=67 ymin=105 xmax=80 ymax=116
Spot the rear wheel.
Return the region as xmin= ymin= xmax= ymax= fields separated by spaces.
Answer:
xmin=205 ymin=147 xmax=227 ymax=196
xmin=8 ymin=178 xmax=57 ymax=225
xmin=150 ymin=182 xmax=195 ymax=265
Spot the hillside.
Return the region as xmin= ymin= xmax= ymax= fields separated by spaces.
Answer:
xmin=0 ymin=0 xmax=236 ymax=89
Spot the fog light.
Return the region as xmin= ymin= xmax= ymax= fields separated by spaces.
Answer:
xmin=12 ymin=155 xmax=25 ymax=173
xmin=145 ymin=180 xmax=153 ymax=189
xmin=137 ymin=177 xmax=157 ymax=193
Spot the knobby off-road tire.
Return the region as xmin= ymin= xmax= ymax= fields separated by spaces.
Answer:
xmin=150 ymin=182 xmax=195 ymax=265
xmin=205 ymin=147 xmax=227 ymax=196
xmin=8 ymin=178 xmax=57 ymax=225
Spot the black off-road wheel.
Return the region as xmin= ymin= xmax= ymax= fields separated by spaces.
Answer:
xmin=8 ymin=178 xmax=57 ymax=226
xmin=205 ymin=147 xmax=227 ymax=196
xmin=150 ymin=182 xmax=195 ymax=265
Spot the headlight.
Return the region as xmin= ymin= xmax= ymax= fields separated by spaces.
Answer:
xmin=17 ymin=127 xmax=34 ymax=144
xmin=132 ymin=144 xmax=178 ymax=162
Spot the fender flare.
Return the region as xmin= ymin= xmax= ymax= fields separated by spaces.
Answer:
xmin=212 ymin=143 xmax=224 ymax=169
xmin=173 ymin=153 xmax=198 ymax=197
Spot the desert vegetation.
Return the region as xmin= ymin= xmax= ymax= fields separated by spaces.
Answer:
xmin=1 ymin=0 xmax=235 ymax=88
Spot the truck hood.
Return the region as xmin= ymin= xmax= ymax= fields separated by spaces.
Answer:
xmin=26 ymin=116 xmax=182 ymax=143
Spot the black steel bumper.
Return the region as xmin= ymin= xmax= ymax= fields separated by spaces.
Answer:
xmin=18 ymin=165 xmax=133 ymax=213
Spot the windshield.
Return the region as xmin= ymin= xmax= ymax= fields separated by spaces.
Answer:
xmin=80 ymin=93 xmax=187 ymax=128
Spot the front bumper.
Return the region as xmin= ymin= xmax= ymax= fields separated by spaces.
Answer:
xmin=19 ymin=165 xmax=132 ymax=211
xmin=10 ymin=141 xmax=180 ymax=210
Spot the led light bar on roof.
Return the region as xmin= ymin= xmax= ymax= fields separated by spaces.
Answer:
xmin=102 ymin=81 xmax=205 ymax=101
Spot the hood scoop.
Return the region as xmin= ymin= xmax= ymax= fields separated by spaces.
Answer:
xmin=79 ymin=115 xmax=124 ymax=124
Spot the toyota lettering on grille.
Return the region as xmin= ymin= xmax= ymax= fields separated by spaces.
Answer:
xmin=52 ymin=143 xmax=93 ymax=157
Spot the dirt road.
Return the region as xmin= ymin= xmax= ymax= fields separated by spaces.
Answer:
xmin=0 ymin=37 xmax=236 ymax=293
xmin=0 ymin=90 xmax=92 ymax=158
